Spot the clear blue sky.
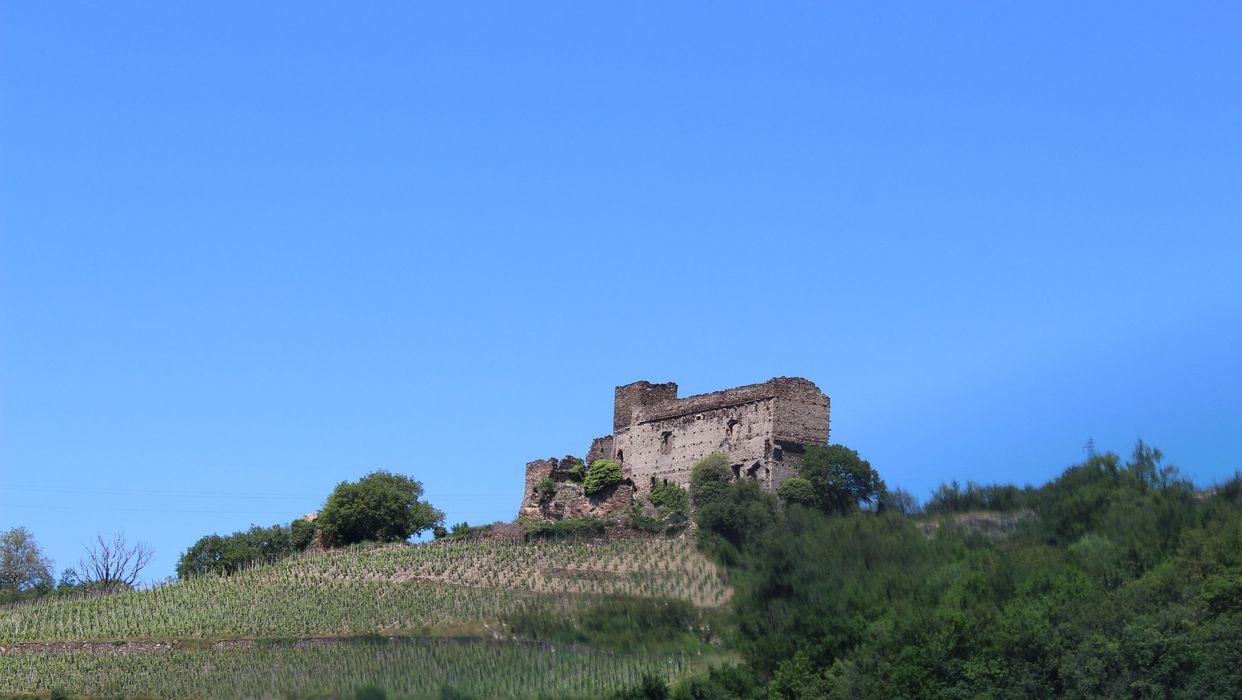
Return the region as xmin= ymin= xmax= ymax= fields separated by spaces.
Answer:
xmin=2 ymin=2 xmax=1239 ymax=582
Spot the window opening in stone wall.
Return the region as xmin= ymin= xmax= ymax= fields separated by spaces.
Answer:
xmin=773 ymin=446 xmax=783 ymax=461
xmin=660 ymin=431 xmax=674 ymax=455
xmin=726 ymin=418 xmax=740 ymax=439
xmin=617 ymin=450 xmax=624 ymax=462
xmin=732 ymin=464 xmax=742 ymax=481
xmin=746 ymin=463 xmax=760 ymax=480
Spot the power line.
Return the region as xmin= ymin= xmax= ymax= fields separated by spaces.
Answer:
xmin=0 ymin=484 xmax=319 ymax=500
xmin=0 ymin=503 xmax=309 ymax=515
xmin=0 ymin=484 xmax=510 ymax=500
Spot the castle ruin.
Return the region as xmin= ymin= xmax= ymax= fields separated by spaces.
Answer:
xmin=519 ymin=377 xmax=830 ymax=521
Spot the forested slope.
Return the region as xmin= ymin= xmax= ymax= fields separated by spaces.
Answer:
xmin=661 ymin=443 xmax=1242 ymax=700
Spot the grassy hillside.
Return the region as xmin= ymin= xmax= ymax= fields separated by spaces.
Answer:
xmin=0 ymin=535 xmax=730 ymax=698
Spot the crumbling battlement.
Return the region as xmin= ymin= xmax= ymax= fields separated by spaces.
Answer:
xmin=519 ymin=377 xmax=830 ymax=521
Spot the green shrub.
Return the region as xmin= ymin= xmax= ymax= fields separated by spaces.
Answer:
xmin=612 ymin=674 xmax=670 ymax=700
xmin=924 ymin=480 xmax=1035 ymax=515
xmin=626 ymin=503 xmax=666 ymax=532
xmin=564 ymin=457 xmax=586 ymax=482
xmin=177 ymin=523 xmax=304 ymax=579
xmin=584 ymin=459 xmax=625 ymax=495
xmin=649 ymin=481 xmax=689 ymax=520
xmin=355 ymin=685 xmax=386 ymax=700
xmin=689 ymin=453 xmax=732 ymax=507
xmin=438 ymin=686 xmax=478 ymax=700
xmin=504 ymin=595 xmax=705 ymax=653
xmin=537 ymin=477 xmax=558 ymax=502
xmin=442 ymin=522 xmax=492 ymax=541
xmin=290 ymin=518 xmax=316 ymax=550
xmin=777 ymin=477 xmax=815 ymax=506
xmin=522 ymin=517 xmax=610 ymax=541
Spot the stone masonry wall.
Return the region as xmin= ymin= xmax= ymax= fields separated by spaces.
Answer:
xmin=519 ymin=377 xmax=830 ymax=521
xmin=614 ymin=398 xmax=777 ymax=493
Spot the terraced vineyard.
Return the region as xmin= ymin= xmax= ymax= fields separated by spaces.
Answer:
xmin=1 ymin=636 xmax=701 ymax=698
xmin=0 ymin=535 xmax=730 ymax=698
xmin=1 ymin=536 xmax=729 ymax=643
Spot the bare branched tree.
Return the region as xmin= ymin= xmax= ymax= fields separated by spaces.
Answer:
xmin=78 ymin=532 xmax=153 ymax=594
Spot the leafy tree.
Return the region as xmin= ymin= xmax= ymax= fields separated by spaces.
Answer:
xmin=319 ymin=471 xmax=444 ymax=546
xmin=776 ymin=477 xmax=815 ymax=507
xmin=584 ymin=459 xmax=625 ymax=495
xmin=690 ymin=455 xmax=778 ymax=561
xmin=564 ymin=457 xmax=586 ymax=482
xmin=883 ymin=487 xmax=922 ymax=515
xmin=1127 ymin=438 xmax=1177 ymax=489
xmin=924 ymin=480 xmax=1034 ymax=514
xmin=674 ymin=440 xmax=1242 ymax=699
xmin=649 ymin=480 xmax=689 ymax=521
xmin=0 ymin=526 xmax=53 ymax=592
xmin=796 ymin=444 xmax=885 ymax=515
xmin=290 ymin=518 xmax=317 ymax=550
xmin=177 ymin=522 xmax=314 ymax=579
xmin=689 ymin=453 xmax=732 ymax=508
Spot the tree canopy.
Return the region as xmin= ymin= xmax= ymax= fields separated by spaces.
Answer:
xmin=0 ymin=526 xmax=53 ymax=593
xmin=318 ymin=470 xmax=444 ymax=546
xmin=796 ymin=444 xmax=886 ymax=515
xmin=177 ymin=521 xmax=315 ymax=579
xmin=674 ymin=441 xmax=1242 ymax=699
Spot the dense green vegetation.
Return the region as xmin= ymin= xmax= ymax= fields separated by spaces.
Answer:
xmin=584 ymin=459 xmax=625 ymax=495
xmin=177 ymin=521 xmax=316 ymax=578
xmin=176 ymin=470 xmax=442 ymax=579
xmin=0 ymin=526 xmax=56 ymax=605
xmin=522 ymin=516 xmax=612 ymax=541
xmin=319 ymin=471 xmax=445 ymax=547
xmin=433 ymin=521 xmax=494 ymax=541
xmin=657 ymin=443 xmax=1242 ymax=699
xmin=504 ymin=595 xmax=720 ymax=653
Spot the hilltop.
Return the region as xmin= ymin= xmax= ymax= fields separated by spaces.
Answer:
xmin=4 ymin=442 xmax=1241 ymax=700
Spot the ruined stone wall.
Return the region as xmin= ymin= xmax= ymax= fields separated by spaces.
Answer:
xmin=609 ymin=377 xmax=830 ymax=497
xmin=517 ymin=456 xmax=634 ymax=522
xmin=613 ymin=381 xmax=678 ymax=433
xmin=587 ymin=435 xmax=614 ymax=465
xmin=614 ymin=398 xmax=777 ymax=493
xmin=519 ymin=377 xmax=830 ymax=521
xmin=769 ymin=377 xmax=831 ymax=446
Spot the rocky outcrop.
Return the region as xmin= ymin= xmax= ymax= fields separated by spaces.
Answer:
xmin=517 ymin=456 xmax=634 ymax=521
